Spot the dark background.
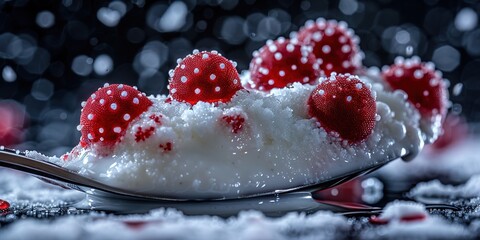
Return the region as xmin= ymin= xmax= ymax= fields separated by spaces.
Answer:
xmin=0 ymin=0 xmax=478 ymax=156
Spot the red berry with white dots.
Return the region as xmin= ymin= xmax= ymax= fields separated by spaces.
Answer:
xmin=382 ymin=57 xmax=448 ymax=118
xmin=169 ymin=50 xmax=243 ymax=105
xmin=79 ymin=84 xmax=152 ymax=149
xmin=308 ymin=73 xmax=376 ymax=143
xmin=296 ymin=18 xmax=362 ymax=76
xmin=248 ymin=37 xmax=321 ymax=91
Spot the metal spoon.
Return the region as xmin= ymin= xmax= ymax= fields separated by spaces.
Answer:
xmin=0 ymin=147 xmax=408 ymax=215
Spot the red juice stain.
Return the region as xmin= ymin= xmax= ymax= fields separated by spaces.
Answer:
xmin=369 ymin=213 xmax=427 ymax=225
xmin=369 ymin=215 xmax=389 ymax=225
xmin=0 ymin=199 xmax=10 ymax=211
xmin=149 ymin=114 xmax=163 ymax=124
xmin=400 ymin=213 xmax=427 ymax=222
xmin=135 ymin=126 xmax=155 ymax=142
xmin=123 ymin=220 xmax=148 ymax=229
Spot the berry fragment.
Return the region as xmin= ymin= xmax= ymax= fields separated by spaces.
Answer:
xmin=169 ymin=50 xmax=243 ymax=104
xmin=297 ymin=18 xmax=362 ymax=76
xmin=222 ymin=114 xmax=246 ymax=134
xmin=0 ymin=199 xmax=9 ymax=211
xmin=382 ymin=57 xmax=448 ymax=118
xmin=430 ymin=114 xmax=468 ymax=151
xmin=79 ymin=84 xmax=152 ymax=149
xmin=249 ymin=37 xmax=321 ymax=91
xmin=159 ymin=142 xmax=173 ymax=152
xmin=135 ymin=126 xmax=155 ymax=142
xmin=308 ymin=73 xmax=376 ymax=143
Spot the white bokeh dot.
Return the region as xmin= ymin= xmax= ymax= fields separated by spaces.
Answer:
xmin=36 ymin=11 xmax=55 ymax=28
xmin=93 ymin=54 xmax=113 ymax=76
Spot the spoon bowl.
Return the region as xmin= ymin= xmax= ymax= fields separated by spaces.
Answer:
xmin=0 ymin=147 xmax=406 ymax=215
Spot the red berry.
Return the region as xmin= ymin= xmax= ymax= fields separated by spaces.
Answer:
xmin=308 ymin=73 xmax=376 ymax=143
xmin=0 ymin=199 xmax=10 ymax=211
xmin=169 ymin=50 xmax=243 ymax=104
xmin=248 ymin=37 xmax=321 ymax=91
xmin=382 ymin=57 xmax=448 ymax=118
xmin=79 ymin=84 xmax=152 ymax=149
xmin=0 ymin=102 xmax=27 ymax=147
xmin=296 ymin=18 xmax=362 ymax=76
xmin=430 ymin=114 xmax=468 ymax=151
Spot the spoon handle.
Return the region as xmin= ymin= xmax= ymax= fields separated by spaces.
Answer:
xmin=0 ymin=148 xmax=120 ymax=196
xmin=0 ymin=148 xmax=85 ymax=188
xmin=0 ymin=148 xmax=196 ymax=201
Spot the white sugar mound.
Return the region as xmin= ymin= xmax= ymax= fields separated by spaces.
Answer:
xmin=27 ymin=72 xmax=428 ymax=199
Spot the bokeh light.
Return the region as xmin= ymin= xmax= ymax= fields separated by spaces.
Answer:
xmin=0 ymin=100 xmax=27 ymax=147
xmin=0 ymin=0 xmax=478 ymax=154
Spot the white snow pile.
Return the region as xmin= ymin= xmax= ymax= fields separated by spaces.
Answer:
xmin=378 ymin=200 xmax=427 ymax=221
xmin=0 ymin=209 xmax=349 ymax=240
xmin=0 ymin=169 xmax=83 ymax=203
xmin=361 ymin=201 xmax=473 ymax=239
xmin=409 ymin=174 xmax=480 ymax=199
xmin=377 ymin=137 xmax=480 ymax=183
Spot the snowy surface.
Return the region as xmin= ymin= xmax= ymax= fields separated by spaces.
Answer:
xmin=1 ymin=167 xmax=480 ymax=239
xmin=409 ymin=174 xmax=480 ymax=199
xmin=361 ymin=213 xmax=472 ymax=239
xmin=360 ymin=201 xmax=472 ymax=239
xmin=0 ymin=207 xmax=350 ymax=240
xmin=377 ymin=137 xmax=480 ymax=183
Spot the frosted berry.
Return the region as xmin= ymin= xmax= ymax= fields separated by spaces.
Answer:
xmin=297 ymin=18 xmax=362 ymax=76
xmin=248 ymin=37 xmax=321 ymax=91
xmin=308 ymin=73 xmax=376 ymax=143
xmin=430 ymin=114 xmax=468 ymax=151
xmin=169 ymin=50 xmax=243 ymax=104
xmin=382 ymin=57 xmax=448 ymax=118
xmin=79 ymin=84 xmax=152 ymax=149
xmin=0 ymin=199 xmax=10 ymax=211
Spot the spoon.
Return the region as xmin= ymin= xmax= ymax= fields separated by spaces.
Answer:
xmin=0 ymin=147 xmax=409 ymax=215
